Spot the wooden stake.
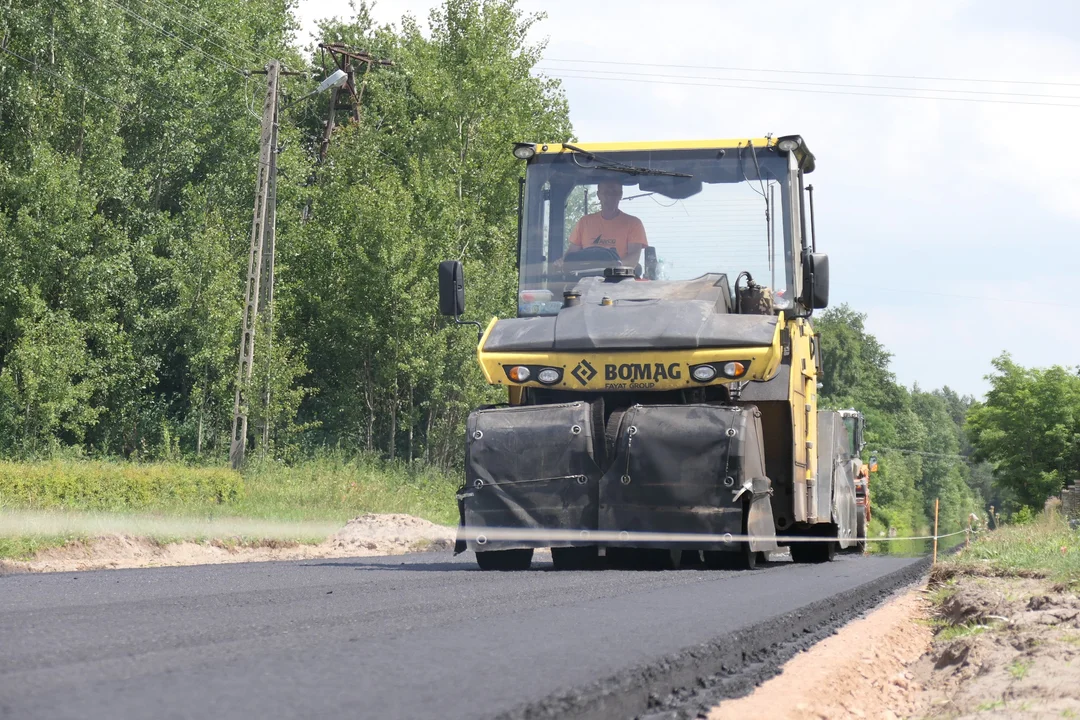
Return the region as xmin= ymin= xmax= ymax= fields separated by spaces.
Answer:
xmin=933 ymin=497 xmax=940 ymax=565
xmin=966 ymin=515 xmax=972 ymax=550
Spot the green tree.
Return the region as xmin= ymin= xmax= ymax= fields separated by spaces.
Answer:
xmin=911 ymin=389 xmax=981 ymax=530
xmin=815 ymin=303 xmax=987 ymax=535
xmin=815 ymin=304 xmax=904 ymax=413
xmin=0 ymin=299 xmax=101 ymax=452
xmin=967 ymin=353 xmax=1080 ymax=511
xmin=0 ymin=0 xmax=301 ymax=458
xmin=291 ymin=0 xmax=572 ymax=465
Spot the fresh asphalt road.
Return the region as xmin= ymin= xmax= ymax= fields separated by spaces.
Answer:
xmin=0 ymin=551 xmax=925 ymax=720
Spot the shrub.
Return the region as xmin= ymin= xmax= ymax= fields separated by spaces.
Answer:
xmin=0 ymin=460 xmax=243 ymax=511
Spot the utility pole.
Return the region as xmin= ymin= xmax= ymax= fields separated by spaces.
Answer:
xmin=231 ymin=59 xmax=280 ymax=470
xmin=259 ymin=107 xmax=278 ymax=451
xmin=231 ymin=54 xmax=385 ymax=468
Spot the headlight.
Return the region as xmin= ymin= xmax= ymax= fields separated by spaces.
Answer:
xmin=507 ymin=366 xmax=531 ymax=382
xmin=690 ymin=364 xmax=717 ymax=382
xmin=722 ymin=361 xmax=747 ymax=378
xmin=512 ymin=143 xmax=536 ymax=160
xmin=537 ymin=368 xmax=561 ymax=385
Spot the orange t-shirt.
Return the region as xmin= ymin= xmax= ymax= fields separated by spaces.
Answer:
xmin=568 ymin=211 xmax=648 ymax=262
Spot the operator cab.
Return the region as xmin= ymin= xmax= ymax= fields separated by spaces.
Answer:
xmin=839 ymin=409 xmax=867 ymax=457
xmin=514 ymin=138 xmax=822 ymax=317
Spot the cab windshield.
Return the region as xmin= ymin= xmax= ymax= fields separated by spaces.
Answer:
xmin=517 ymin=145 xmax=799 ymax=316
xmin=842 ymin=415 xmax=862 ymax=457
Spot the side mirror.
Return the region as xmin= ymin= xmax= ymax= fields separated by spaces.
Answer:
xmin=438 ymin=260 xmax=465 ymax=317
xmin=803 ymin=252 xmax=829 ymax=309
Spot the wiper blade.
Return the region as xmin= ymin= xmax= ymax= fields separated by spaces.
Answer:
xmin=592 ymin=162 xmax=692 ymax=178
xmin=562 ymin=143 xmax=692 ymax=178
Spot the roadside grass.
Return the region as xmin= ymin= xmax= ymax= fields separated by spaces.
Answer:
xmin=941 ymin=509 xmax=1080 ymax=586
xmin=229 ymin=454 xmax=458 ymax=526
xmin=1007 ymin=659 xmax=1032 ymax=680
xmin=865 ymin=515 xmax=940 ymax=557
xmin=934 ymin=621 xmax=996 ymax=642
xmin=0 ymin=460 xmax=242 ymax=511
xmin=0 ymin=534 xmax=79 ymax=561
xmin=0 ymin=452 xmax=460 ymax=560
xmin=975 ymin=699 xmax=1006 ymax=712
xmin=927 ymin=579 xmax=958 ymax=605
xmin=920 ymin=509 xmax=1080 ymax=719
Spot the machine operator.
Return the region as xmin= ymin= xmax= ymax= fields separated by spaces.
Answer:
xmin=562 ymin=180 xmax=649 ymax=268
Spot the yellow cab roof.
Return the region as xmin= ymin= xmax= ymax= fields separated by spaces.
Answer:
xmin=528 ymin=137 xmax=815 ymax=172
xmin=534 ymin=138 xmax=776 ymax=154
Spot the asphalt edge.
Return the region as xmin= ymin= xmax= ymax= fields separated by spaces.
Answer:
xmin=497 ymin=555 xmax=932 ymax=720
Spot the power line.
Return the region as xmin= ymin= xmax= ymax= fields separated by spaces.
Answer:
xmin=14 ymin=30 xmax=261 ymax=113
xmin=871 ymin=446 xmax=976 ymax=462
xmin=2 ymin=41 xmax=220 ymax=113
xmin=134 ymin=0 xmax=264 ymax=69
xmin=169 ymin=0 xmax=274 ymax=67
xmin=103 ymin=0 xmax=247 ymax=77
xmin=0 ymin=46 xmax=124 ymax=107
xmin=545 ymin=56 xmax=1080 ymax=88
xmin=843 ymin=283 xmax=1072 ymax=309
xmin=538 ymin=65 xmax=1080 ymax=102
xmin=136 ymin=0 xmax=271 ymax=69
xmin=45 ymin=38 xmax=181 ymax=110
xmin=544 ymin=72 xmax=1080 ymax=110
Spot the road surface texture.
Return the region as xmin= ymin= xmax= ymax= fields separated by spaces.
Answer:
xmin=1 ymin=551 xmax=929 ymax=720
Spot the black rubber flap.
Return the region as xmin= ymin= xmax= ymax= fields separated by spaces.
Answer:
xmin=599 ymin=404 xmax=760 ymax=547
xmin=461 ymin=402 xmax=601 ymax=551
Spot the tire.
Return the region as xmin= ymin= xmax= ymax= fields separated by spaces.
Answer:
xmin=475 ymin=548 xmax=533 ymax=571
xmin=703 ymin=505 xmax=757 ymax=570
xmin=605 ymin=547 xmax=672 ymax=571
xmin=551 ymin=546 xmax=599 ymax=571
xmin=704 ymin=546 xmax=757 ymax=570
xmin=790 ymin=535 xmax=838 ymax=564
xmin=680 ymin=549 xmax=705 ymax=568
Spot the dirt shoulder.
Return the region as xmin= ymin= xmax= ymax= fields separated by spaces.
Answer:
xmin=710 ymin=584 xmax=932 ymax=720
xmin=709 ymin=570 xmax=1080 ymax=720
xmin=0 ymin=513 xmax=455 ymax=573
xmin=911 ymin=571 xmax=1080 ymax=718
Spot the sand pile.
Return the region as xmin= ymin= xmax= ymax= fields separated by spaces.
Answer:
xmin=0 ymin=513 xmax=456 ymax=573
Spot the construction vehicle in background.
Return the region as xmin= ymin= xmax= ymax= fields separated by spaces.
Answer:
xmin=438 ymin=136 xmax=861 ymax=570
xmin=839 ymin=408 xmax=875 ymax=551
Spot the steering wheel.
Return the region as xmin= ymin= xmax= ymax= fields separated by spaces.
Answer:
xmin=563 ymin=246 xmax=622 ymax=264
xmin=556 ymin=245 xmax=624 ymax=281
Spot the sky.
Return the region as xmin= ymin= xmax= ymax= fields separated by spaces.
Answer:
xmin=294 ymin=0 xmax=1080 ymax=399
